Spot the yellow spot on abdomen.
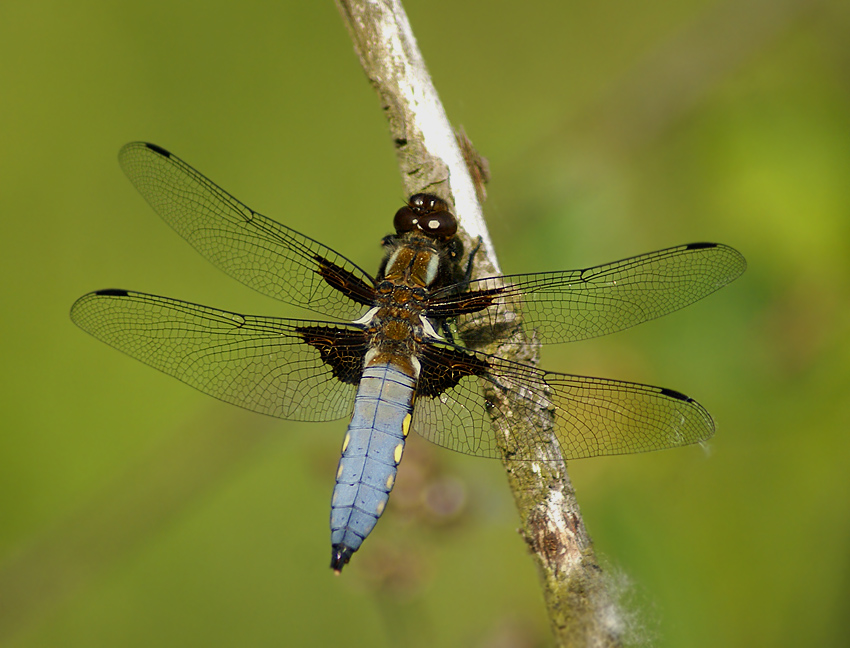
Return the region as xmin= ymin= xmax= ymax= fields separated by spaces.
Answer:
xmin=393 ymin=443 xmax=404 ymax=464
xmin=376 ymin=501 xmax=385 ymax=515
xmin=342 ymin=433 xmax=350 ymax=453
xmin=337 ymin=464 xmax=344 ymax=479
xmin=386 ymin=474 xmax=395 ymax=490
xmin=402 ymin=414 xmax=412 ymax=438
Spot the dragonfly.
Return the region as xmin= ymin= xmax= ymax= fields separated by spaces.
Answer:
xmin=71 ymin=142 xmax=746 ymax=572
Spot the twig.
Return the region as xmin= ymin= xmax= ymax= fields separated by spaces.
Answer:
xmin=336 ymin=2 xmax=623 ymax=646
xmin=335 ymin=0 xmax=497 ymax=269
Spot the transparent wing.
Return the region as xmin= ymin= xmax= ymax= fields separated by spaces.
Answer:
xmin=118 ymin=142 xmax=376 ymax=320
xmin=411 ymin=345 xmax=714 ymax=460
xmin=430 ymin=243 xmax=746 ymax=345
xmin=70 ymin=289 xmax=367 ymax=421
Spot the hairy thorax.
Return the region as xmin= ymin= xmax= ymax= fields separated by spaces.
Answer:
xmin=365 ymin=240 xmax=443 ymax=374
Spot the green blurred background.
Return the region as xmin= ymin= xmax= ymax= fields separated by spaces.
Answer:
xmin=2 ymin=0 xmax=849 ymax=646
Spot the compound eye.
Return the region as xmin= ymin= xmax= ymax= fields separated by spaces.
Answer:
xmin=409 ymin=193 xmax=449 ymax=214
xmin=397 ymin=194 xmax=457 ymax=238
xmin=408 ymin=193 xmax=433 ymax=212
xmin=393 ymin=206 xmax=418 ymax=234
xmin=419 ymin=210 xmax=457 ymax=239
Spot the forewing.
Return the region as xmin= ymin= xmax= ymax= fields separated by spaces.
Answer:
xmin=429 ymin=243 xmax=746 ymax=345
xmin=118 ymin=142 xmax=376 ymax=320
xmin=411 ymin=345 xmax=714 ymax=460
xmin=70 ymin=290 xmax=367 ymax=421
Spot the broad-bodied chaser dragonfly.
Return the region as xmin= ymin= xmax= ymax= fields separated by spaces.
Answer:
xmin=71 ymin=143 xmax=746 ymax=572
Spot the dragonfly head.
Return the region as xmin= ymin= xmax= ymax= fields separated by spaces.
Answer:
xmin=393 ymin=194 xmax=458 ymax=241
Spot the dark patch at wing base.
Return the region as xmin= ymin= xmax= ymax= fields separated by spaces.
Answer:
xmin=424 ymin=287 xmax=503 ymax=319
xmin=416 ymin=343 xmax=490 ymax=398
xmin=314 ymin=255 xmax=376 ymax=307
xmin=297 ymin=325 xmax=368 ymax=386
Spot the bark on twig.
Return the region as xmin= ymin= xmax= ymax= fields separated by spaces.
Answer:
xmin=336 ymin=2 xmax=623 ymax=645
xmin=335 ymin=0 xmax=498 ymax=269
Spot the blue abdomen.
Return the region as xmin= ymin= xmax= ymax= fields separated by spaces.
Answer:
xmin=330 ymin=361 xmax=414 ymax=572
